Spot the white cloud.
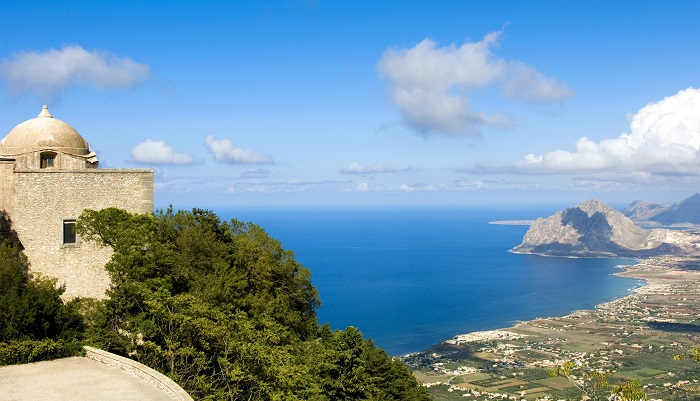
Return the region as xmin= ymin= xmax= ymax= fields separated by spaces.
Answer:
xmin=502 ymin=61 xmax=574 ymax=102
xmin=0 ymin=45 xmax=150 ymax=100
xmin=241 ymin=185 xmax=275 ymax=193
xmin=204 ymin=134 xmax=273 ymax=165
xmin=454 ymin=179 xmax=487 ymax=190
xmin=131 ymin=139 xmax=195 ymax=165
xmin=239 ymin=168 xmax=271 ymax=179
xmin=340 ymin=162 xmax=398 ymax=174
xmin=357 ymin=182 xmax=369 ymax=192
xmin=377 ymin=30 xmax=572 ymax=137
xmin=399 ymin=183 xmax=437 ymax=192
xmin=510 ymin=88 xmax=700 ymax=176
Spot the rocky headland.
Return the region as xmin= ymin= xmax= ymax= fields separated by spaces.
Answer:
xmin=511 ymin=198 xmax=700 ymax=258
xmin=408 ymin=196 xmax=700 ymax=400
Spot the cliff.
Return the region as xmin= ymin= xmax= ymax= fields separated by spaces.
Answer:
xmin=512 ymin=199 xmax=694 ymax=257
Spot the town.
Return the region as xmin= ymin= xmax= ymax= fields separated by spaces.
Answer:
xmin=404 ymin=256 xmax=700 ymax=400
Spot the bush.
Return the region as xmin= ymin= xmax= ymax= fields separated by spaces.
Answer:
xmin=0 ymin=223 xmax=85 ymax=366
xmin=0 ymin=242 xmax=84 ymax=343
xmin=0 ymin=339 xmax=83 ymax=366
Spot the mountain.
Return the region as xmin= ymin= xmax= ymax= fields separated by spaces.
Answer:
xmin=622 ymin=200 xmax=669 ymax=222
xmin=651 ymin=193 xmax=700 ymax=225
xmin=623 ymin=193 xmax=700 ymax=225
xmin=512 ymin=199 xmax=689 ymax=257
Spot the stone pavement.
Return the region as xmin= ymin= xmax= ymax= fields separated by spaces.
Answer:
xmin=0 ymin=357 xmax=175 ymax=401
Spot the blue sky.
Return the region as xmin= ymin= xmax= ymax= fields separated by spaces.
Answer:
xmin=1 ymin=1 xmax=698 ymax=208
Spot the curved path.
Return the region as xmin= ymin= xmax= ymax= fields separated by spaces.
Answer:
xmin=0 ymin=356 xmax=178 ymax=401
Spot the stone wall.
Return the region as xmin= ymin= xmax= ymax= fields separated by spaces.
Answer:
xmin=10 ymin=169 xmax=153 ymax=299
xmin=84 ymin=346 xmax=194 ymax=401
xmin=0 ymin=159 xmax=15 ymax=217
xmin=10 ymin=150 xmax=97 ymax=170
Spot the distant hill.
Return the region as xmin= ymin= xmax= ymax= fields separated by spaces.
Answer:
xmin=649 ymin=193 xmax=700 ymax=225
xmin=512 ymin=199 xmax=693 ymax=257
xmin=622 ymin=200 xmax=669 ymax=222
xmin=623 ymin=193 xmax=700 ymax=225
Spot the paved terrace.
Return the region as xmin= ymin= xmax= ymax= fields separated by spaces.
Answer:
xmin=0 ymin=352 xmax=190 ymax=401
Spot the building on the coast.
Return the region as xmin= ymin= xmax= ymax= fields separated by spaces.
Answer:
xmin=0 ymin=105 xmax=153 ymax=299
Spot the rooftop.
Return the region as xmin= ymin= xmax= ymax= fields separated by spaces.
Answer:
xmin=0 ymin=105 xmax=91 ymax=157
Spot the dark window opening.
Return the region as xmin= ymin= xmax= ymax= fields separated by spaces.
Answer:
xmin=63 ymin=221 xmax=76 ymax=244
xmin=41 ymin=153 xmax=56 ymax=168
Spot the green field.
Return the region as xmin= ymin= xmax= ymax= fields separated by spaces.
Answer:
xmin=405 ymin=261 xmax=700 ymax=401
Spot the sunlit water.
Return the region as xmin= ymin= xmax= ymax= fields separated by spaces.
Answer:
xmin=217 ymin=206 xmax=642 ymax=356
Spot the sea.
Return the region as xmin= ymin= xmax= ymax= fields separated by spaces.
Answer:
xmin=217 ymin=205 xmax=644 ymax=356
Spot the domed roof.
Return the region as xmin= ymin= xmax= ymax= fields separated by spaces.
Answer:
xmin=0 ymin=105 xmax=90 ymax=156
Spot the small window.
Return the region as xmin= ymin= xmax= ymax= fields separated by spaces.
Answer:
xmin=40 ymin=153 xmax=56 ymax=168
xmin=63 ymin=221 xmax=76 ymax=244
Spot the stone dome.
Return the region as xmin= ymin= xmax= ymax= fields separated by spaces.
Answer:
xmin=0 ymin=105 xmax=90 ymax=156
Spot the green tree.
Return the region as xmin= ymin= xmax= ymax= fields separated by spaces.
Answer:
xmin=314 ymin=326 xmax=430 ymax=401
xmin=674 ymin=346 xmax=700 ymax=363
xmin=0 ymin=217 xmax=84 ymax=365
xmin=77 ymin=207 xmax=430 ymax=400
xmin=0 ymin=243 xmax=83 ymax=343
xmin=549 ymin=361 xmax=647 ymax=401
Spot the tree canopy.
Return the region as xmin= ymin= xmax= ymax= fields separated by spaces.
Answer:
xmin=77 ymin=207 xmax=430 ymax=401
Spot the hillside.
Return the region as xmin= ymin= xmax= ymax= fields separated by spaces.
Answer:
xmin=622 ymin=200 xmax=669 ymax=222
xmin=512 ymin=199 xmax=696 ymax=257
xmin=623 ymin=193 xmax=700 ymax=225
xmin=651 ymin=193 xmax=700 ymax=225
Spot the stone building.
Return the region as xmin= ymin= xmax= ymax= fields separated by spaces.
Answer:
xmin=0 ymin=105 xmax=153 ymax=299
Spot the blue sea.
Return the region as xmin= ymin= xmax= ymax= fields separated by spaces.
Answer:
xmin=217 ymin=205 xmax=643 ymax=356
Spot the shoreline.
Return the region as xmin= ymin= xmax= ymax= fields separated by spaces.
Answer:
xmin=405 ymin=255 xmax=700 ymax=399
xmin=415 ymin=258 xmax=645 ymax=353
xmin=430 ymin=256 xmax=698 ymax=347
xmin=488 ymin=220 xmax=535 ymax=226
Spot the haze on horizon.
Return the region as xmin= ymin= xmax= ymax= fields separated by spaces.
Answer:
xmin=0 ymin=1 xmax=698 ymax=208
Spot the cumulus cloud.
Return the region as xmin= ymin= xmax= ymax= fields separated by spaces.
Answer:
xmin=377 ymin=30 xmax=572 ymax=137
xmin=204 ymin=134 xmax=273 ymax=165
xmin=0 ymin=45 xmax=150 ymax=100
xmin=131 ymin=139 xmax=195 ymax=165
xmin=357 ymin=182 xmax=369 ymax=192
xmin=340 ymin=162 xmax=398 ymax=174
xmin=506 ymin=88 xmax=700 ymax=176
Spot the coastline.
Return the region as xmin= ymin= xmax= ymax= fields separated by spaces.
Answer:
xmin=405 ymin=255 xmax=700 ymax=400
xmin=488 ymin=220 xmax=535 ymax=226
xmin=421 ymin=258 xmax=658 ymax=349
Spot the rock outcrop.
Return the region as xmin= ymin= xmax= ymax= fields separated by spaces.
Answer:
xmin=512 ymin=199 xmax=695 ymax=257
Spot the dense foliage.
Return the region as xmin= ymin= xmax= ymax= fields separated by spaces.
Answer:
xmin=77 ymin=207 xmax=430 ymax=401
xmin=0 ymin=216 xmax=84 ymax=364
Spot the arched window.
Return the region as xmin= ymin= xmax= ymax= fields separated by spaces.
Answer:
xmin=40 ymin=152 xmax=56 ymax=168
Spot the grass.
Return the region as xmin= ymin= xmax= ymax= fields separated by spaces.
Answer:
xmin=633 ymin=367 xmax=665 ymax=377
xmin=535 ymin=376 xmax=574 ymax=390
